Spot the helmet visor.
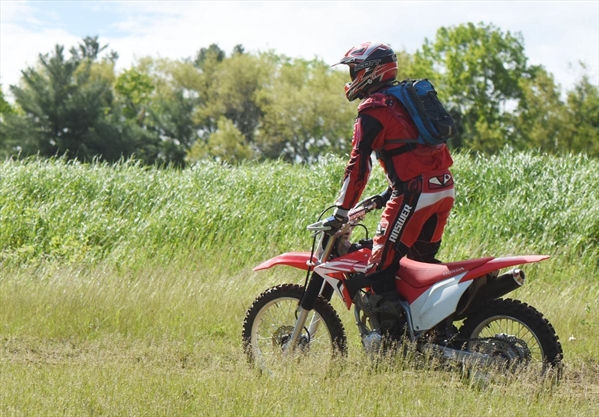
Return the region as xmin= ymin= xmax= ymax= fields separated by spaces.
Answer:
xmin=349 ymin=65 xmax=358 ymax=81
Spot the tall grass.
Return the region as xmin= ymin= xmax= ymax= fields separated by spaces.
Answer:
xmin=0 ymin=156 xmax=343 ymax=269
xmin=1 ymin=150 xmax=598 ymax=416
xmin=446 ymin=150 xmax=599 ymax=272
xmin=1 ymin=150 xmax=597 ymax=270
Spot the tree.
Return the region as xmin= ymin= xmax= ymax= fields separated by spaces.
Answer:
xmin=562 ymin=70 xmax=599 ymax=157
xmin=114 ymin=67 xmax=154 ymax=122
xmin=187 ymin=116 xmax=253 ymax=164
xmin=255 ymin=56 xmax=355 ymax=162
xmin=394 ymin=49 xmax=420 ymax=81
xmin=0 ymin=85 xmax=37 ymax=159
xmin=513 ymin=66 xmax=566 ymax=152
xmin=0 ymin=85 xmax=13 ymax=116
xmin=1 ymin=37 xmax=126 ymax=161
xmin=413 ymin=22 xmax=529 ymax=152
xmin=192 ymin=46 xmax=272 ymax=148
xmin=120 ymin=57 xmax=201 ymax=166
xmin=194 ymin=44 xmax=225 ymax=70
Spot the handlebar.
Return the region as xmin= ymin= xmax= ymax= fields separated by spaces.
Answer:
xmin=348 ymin=195 xmax=380 ymax=221
xmin=306 ymin=195 xmax=381 ymax=232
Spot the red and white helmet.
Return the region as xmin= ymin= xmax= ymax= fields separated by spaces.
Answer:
xmin=333 ymin=42 xmax=398 ymax=102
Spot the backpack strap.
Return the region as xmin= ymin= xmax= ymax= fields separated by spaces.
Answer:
xmin=376 ymin=143 xmax=417 ymax=160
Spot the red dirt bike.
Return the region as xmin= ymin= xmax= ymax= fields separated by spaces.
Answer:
xmin=242 ymin=195 xmax=563 ymax=376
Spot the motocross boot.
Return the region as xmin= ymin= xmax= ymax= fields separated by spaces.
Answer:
xmin=373 ymin=290 xmax=406 ymax=339
xmin=354 ymin=290 xmax=383 ymax=354
xmin=345 ymin=272 xmax=372 ymax=300
xmin=365 ymin=270 xmax=405 ymax=338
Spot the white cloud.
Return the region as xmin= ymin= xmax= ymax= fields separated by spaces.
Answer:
xmin=106 ymin=1 xmax=599 ymax=89
xmin=1 ymin=0 xmax=597 ymax=100
xmin=1 ymin=26 xmax=80 ymax=90
xmin=0 ymin=2 xmax=80 ymax=92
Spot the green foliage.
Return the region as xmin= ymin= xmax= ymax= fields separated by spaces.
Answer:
xmin=114 ymin=67 xmax=154 ymax=120
xmin=0 ymin=85 xmax=14 ymax=115
xmin=1 ymin=27 xmax=598 ymax=165
xmin=415 ymin=22 xmax=529 ymax=150
xmin=513 ymin=66 xmax=566 ymax=152
xmin=187 ymin=116 xmax=253 ymax=163
xmin=193 ymin=49 xmax=272 ymax=145
xmin=193 ymin=43 xmax=226 ymax=69
xmin=1 ymin=38 xmax=125 ymax=161
xmin=562 ymin=71 xmax=599 ymax=157
xmin=257 ymin=57 xmax=356 ymax=161
xmin=122 ymin=57 xmax=202 ymax=165
xmin=513 ymin=64 xmax=599 ymax=157
xmin=394 ymin=49 xmax=420 ymax=81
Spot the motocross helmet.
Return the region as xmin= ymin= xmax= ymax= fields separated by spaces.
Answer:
xmin=332 ymin=42 xmax=398 ymax=102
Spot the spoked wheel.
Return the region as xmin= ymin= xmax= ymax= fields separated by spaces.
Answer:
xmin=458 ymin=298 xmax=563 ymax=378
xmin=242 ymin=284 xmax=347 ymax=373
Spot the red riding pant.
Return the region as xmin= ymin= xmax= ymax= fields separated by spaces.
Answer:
xmin=368 ymin=169 xmax=455 ymax=293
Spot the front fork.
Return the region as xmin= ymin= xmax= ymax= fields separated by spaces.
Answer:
xmin=285 ymin=229 xmax=338 ymax=352
xmin=284 ymin=271 xmax=333 ymax=351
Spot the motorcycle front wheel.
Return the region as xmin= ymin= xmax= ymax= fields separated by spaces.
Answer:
xmin=458 ymin=298 xmax=563 ymax=377
xmin=242 ymin=284 xmax=347 ymax=373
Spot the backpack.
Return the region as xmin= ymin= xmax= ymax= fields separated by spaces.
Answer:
xmin=384 ymin=79 xmax=456 ymax=146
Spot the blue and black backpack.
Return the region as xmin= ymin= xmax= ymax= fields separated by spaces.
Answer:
xmin=384 ymin=79 xmax=457 ymax=146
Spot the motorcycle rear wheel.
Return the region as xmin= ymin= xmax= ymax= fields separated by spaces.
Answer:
xmin=242 ymin=284 xmax=347 ymax=372
xmin=458 ymin=298 xmax=563 ymax=377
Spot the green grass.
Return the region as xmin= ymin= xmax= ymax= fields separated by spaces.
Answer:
xmin=1 ymin=150 xmax=598 ymax=416
xmin=0 ymin=150 xmax=597 ymax=270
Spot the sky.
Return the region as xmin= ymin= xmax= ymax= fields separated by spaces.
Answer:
xmin=1 ymin=1 xmax=598 ymax=101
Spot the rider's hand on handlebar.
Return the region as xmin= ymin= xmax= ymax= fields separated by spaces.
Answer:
xmin=364 ymin=193 xmax=387 ymax=210
xmin=369 ymin=194 xmax=385 ymax=210
xmin=323 ymin=211 xmax=348 ymax=234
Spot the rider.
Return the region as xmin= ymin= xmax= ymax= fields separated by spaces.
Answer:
xmin=328 ymin=41 xmax=455 ymax=336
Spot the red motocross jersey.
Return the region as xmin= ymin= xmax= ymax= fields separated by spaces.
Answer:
xmin=335 ymin=92 xmax=454 ymax=212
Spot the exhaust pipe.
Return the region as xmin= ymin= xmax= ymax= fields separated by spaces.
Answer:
xmin=456 ymin=269 xmax=526 ymax=317
xmin=476 ymin=268 xmax=526 ymax=302
xmin=485 ymin=268 xmax=526 ymax=299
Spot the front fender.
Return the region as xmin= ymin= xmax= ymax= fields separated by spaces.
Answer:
xmin=253 ymin=252 xmax=316 ymax=272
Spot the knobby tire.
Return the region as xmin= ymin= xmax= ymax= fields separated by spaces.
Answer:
xmin=241 ymin=284 xmax=347 ymax=370
xmin=458 ymin=298 xmax=563 ymax=372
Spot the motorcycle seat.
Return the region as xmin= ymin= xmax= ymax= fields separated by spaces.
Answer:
xmin=398 ymin=257 xmax=494 ymax=288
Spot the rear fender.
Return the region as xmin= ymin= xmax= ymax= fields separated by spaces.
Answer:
xmin=460 ymin=255 xmax=550 ymax=282
xmin=454 ymin=255 xmax=550 ymax=319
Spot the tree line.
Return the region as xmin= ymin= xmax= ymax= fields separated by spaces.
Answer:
xmin=1 ymin=22 xmax=597 ymax=166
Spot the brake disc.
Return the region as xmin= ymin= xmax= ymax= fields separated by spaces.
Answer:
xmin=271 ymin=326 xmax=291 ymax=346
xmin=271 ymin=325 xmax=310 ymax=352
xmin=469 ymin=334 xmax=532 ymax=368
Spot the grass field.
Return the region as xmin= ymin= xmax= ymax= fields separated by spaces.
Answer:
xmin=1 ymin=150 xmax=598 ymax=416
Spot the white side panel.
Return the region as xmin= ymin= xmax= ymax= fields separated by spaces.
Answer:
xmin=409 ymin=273 xmax=471 ymax=331
xmin=314 ymin=262 xmax=369 ymax=305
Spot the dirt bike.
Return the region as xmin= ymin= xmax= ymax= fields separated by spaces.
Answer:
xmin=242 ymin=195 xmax=563 ymax=378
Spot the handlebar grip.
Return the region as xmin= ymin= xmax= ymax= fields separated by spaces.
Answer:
xmin=348 ymin=200 xmax=376 ymax=220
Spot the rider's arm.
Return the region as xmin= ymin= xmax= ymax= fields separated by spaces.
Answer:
xmin=380 ymin=186 xmax=392 ymax=206
xmin=334 ymin=112 xmax=384 ymax=217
